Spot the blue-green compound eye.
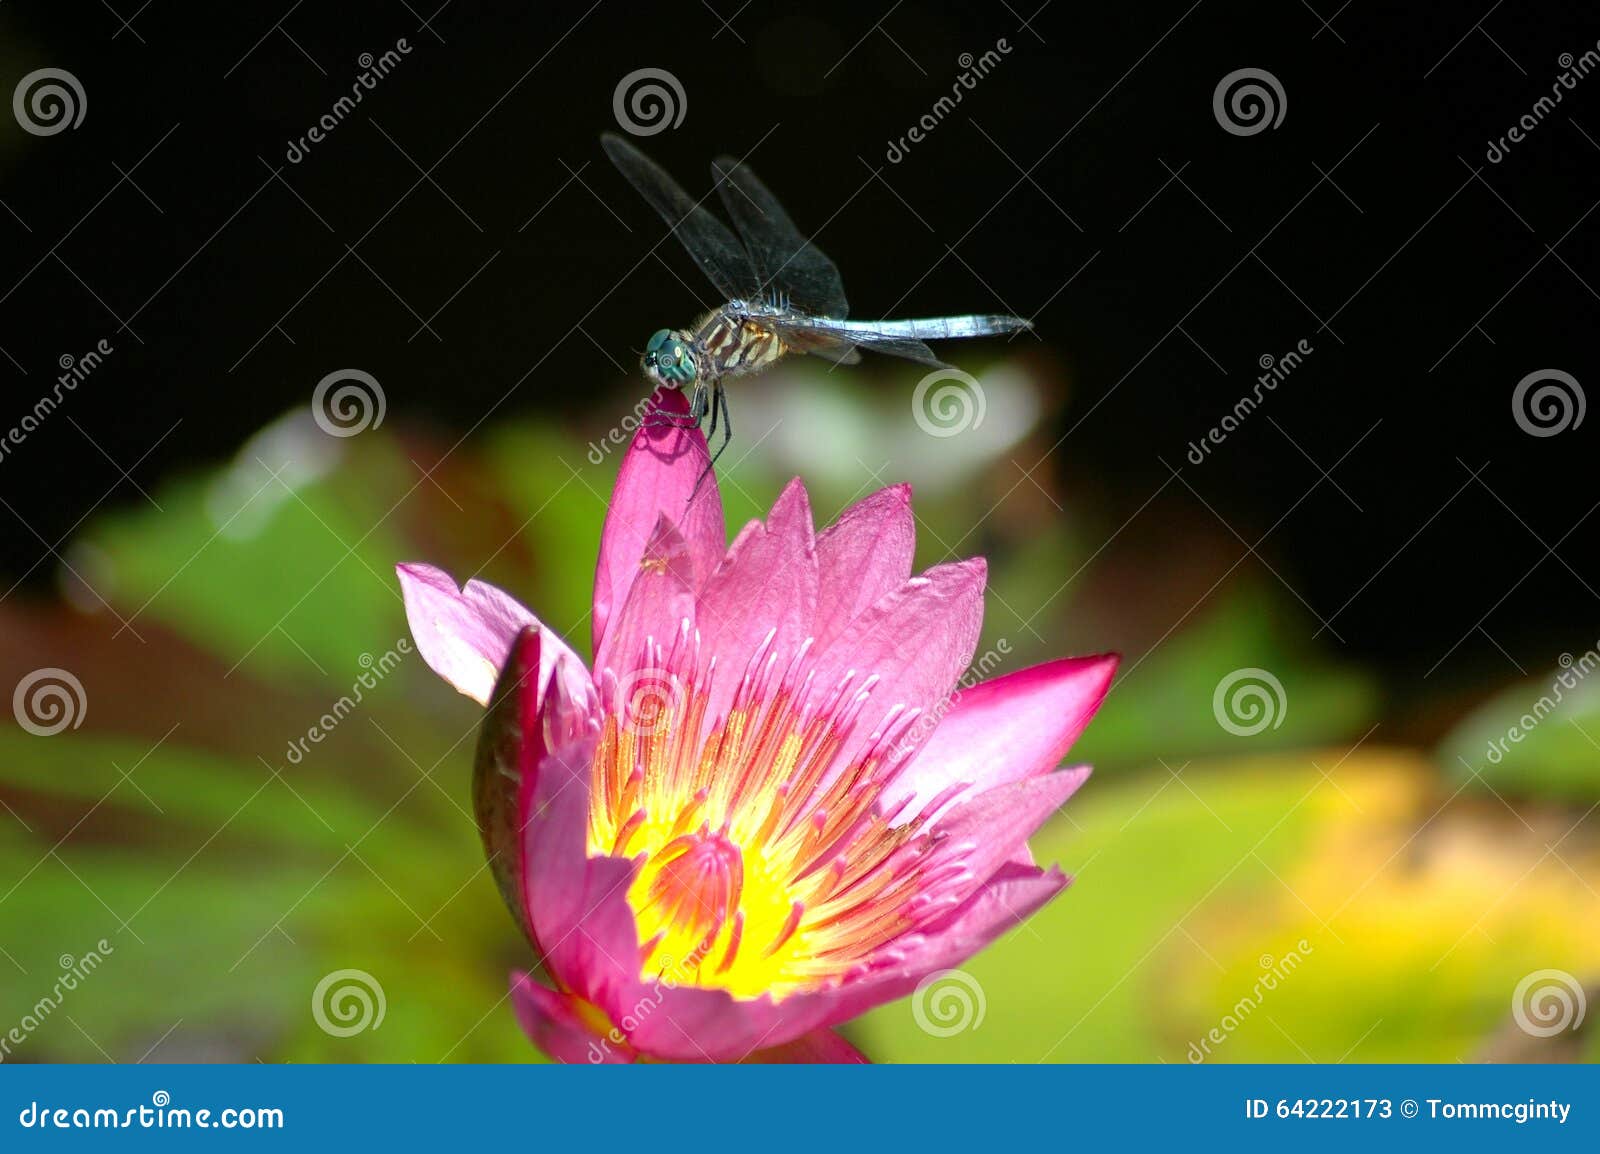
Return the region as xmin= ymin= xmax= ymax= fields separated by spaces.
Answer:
xmin=642 ymin=329 xmax=696 ymax=385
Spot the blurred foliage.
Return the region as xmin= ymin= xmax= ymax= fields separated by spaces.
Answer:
xmin=1 ymin=365 xmax=1596 ymax=1063
xmin=855 ymin=751 xmax=1600 ymax=1062
xmin=1440 ymin=658 xmax=1600 ymax=802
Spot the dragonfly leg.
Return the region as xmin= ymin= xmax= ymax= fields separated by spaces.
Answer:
xmin=690 ymin=385 xmax=732 ymax=499
xmin=710 ymin=384 xmax=732 ymax=468
xmin=644 ymin=385 xmax=707 ymax=429
xmin=643 ymin=409 xmax=700 ymax=428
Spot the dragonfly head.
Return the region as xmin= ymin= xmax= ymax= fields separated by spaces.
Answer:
xmin=642 ymin=328 xmax=699 ymax=391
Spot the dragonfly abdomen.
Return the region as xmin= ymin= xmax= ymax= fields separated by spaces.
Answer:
xmin=829 ymin=314 xmax=1032 ymax=341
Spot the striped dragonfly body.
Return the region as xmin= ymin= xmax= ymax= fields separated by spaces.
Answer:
xmin=692 ymin=307 xmax=792 ymax=382
xmin=691 ymin=302 xmax=1029 ymax=387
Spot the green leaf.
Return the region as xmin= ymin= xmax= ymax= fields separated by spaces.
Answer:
xmin=1439 ymin=660 xmax=1600 ymax=801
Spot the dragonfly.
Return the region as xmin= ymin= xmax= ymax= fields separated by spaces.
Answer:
xmin=600 ymin=132 xmax=1032 ymax=469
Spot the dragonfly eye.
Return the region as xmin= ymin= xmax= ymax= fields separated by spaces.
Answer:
xmin=639 ymin=333 xmax=695 ymax=388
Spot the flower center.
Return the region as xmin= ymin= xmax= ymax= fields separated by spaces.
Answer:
xmin=642 ymin=828 xmax=743 ymax=943
xmin=588 ymin=630 xmax=953 ymax=1000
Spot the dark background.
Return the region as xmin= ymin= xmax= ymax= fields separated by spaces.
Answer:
xmin=1 ymin=0 xmax=1595 ymax=692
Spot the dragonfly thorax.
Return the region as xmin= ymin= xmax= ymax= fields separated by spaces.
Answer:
xmin=641 ymin=328 xmax=700 ymax=390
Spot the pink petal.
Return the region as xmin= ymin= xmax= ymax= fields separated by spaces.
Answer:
xmin=514 ymin=724 xmax=1045 ymax=1065
xmin=898 ymin=863 xmax=1070 ymax=979
xmin=475 ymin=628 xmax=545 ymax=949
xmin=920 ymin=767 xmax=1091 ymax=895
xmin=593 ymin=515 xmax=698 ymax=681
xmin=693 ymin=478 xmax=818 ymax=720
xmin=894 ymin=654 xmax=1117 ymax=823
xmin=511 ymin=677 xmax=778 ymax=1061
xmin=823 ymin=862 xmax=1072 ymax=1024
xmin=812 ymin=484 xmax=914 ymax=650
xmin=807 ymin=558 xmax=987 ymax=768
xmin=510 ymin=973 xmax=633 ymax=1064
xmin=516 ymin=762 xmax=843 ymax=1063
xmin=518 ymin=776 xmax=840 ymax=1062
xmin=825 ymin=771 xmax=1088 ymax=1010
xmin=475 ymin=630 xmax=599 ymax=957
xmin=743 ymin=1028 xmax=870 ymax=1064
xmin=520 ymin=732 xmax=642 ymax=1007
xmin=592 ymin=388 xmax=725 ymax=657
xmin=613 ymin=978 xmax=837 ymax=1063
xmin=396 ymin=562 xmax=585 ymax=707
xmin=917 ymin=861 xmax=1071 ymax=947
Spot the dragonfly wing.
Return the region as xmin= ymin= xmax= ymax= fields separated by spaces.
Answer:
xmin=602 ymin=134 xmax=759 ymax=302
xmin=806 ymin=343 xmax=863 ymax=366
xmin=711 ymin=155 xmax=850 ymax=318
xmin=843 ymin=336 xmax=947 ymax=368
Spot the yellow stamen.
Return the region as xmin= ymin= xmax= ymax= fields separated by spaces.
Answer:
xmin=589 ymin=637 xmax=944 ymax=1000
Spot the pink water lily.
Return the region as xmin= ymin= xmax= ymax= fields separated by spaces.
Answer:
xmin=397 ymin=390 xmax=1115 ymax=1063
